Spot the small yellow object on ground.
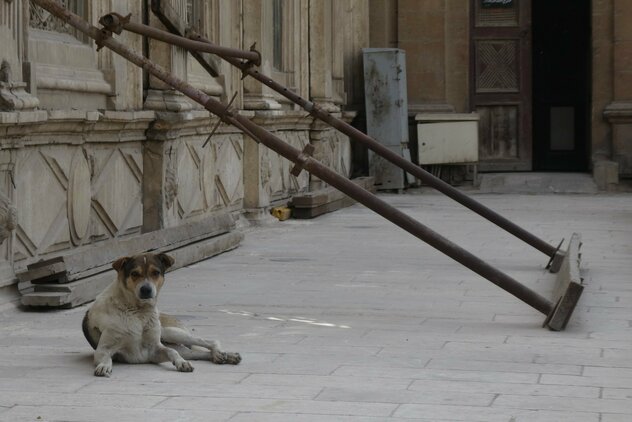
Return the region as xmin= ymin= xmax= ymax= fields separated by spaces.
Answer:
xmin=270 ymin=206 xmax=292 ymax=221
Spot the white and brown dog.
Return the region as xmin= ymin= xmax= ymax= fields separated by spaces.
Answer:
xmin=82 ymin=253 xmax=241 ymax=377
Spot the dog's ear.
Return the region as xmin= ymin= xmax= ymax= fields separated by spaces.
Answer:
xmin=157 ymin=253 xmax=175 ymax=270
xmin=112 ymin=256 xmax=130 ymax=272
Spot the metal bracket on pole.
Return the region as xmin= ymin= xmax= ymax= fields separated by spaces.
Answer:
xmin=31 ymin=0 xmax=585 ymax=330
xmin=290 ymin=144 xmax=316 ymax=177
xmin=202 ymin=91 xmax=239 ymax=148
xmin=545 ymin=238 xmax=566 ymax=273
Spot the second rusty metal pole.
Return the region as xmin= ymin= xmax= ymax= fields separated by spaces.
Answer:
xmin=98 ymin=12 xmax=261 ymax=65
xmin=176 ymin=32 xmax=561 ymax=262
xmin=109 ymin=12 xmax=560 ymax=262
xmin=33 ymin=0 xmax=555 ymax=317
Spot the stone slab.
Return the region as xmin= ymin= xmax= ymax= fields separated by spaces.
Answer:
xmin=290 ymin=177 xmax=374 ymax=219
xmin=478 ymin=172 xmax=598 ymax=194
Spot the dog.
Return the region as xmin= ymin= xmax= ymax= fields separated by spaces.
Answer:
xmin=82 ymin=253 xmax=241 ymax=377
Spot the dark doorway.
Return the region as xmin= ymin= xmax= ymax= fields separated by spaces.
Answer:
xmin=532 ymin=0 xmax=591 ymax=171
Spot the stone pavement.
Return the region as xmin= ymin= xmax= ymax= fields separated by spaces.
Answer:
xmin=1 ymin=191 xmax=631 ymax=421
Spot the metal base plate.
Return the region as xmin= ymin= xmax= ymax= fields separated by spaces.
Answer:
xmin=544 ymin=233 xmax=584 ymax=331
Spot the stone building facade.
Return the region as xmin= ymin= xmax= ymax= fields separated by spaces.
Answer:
xmin=1 ymin=0 xmax=631 ymax=304
xmin=0 ymin=0 xmax=368 ymax=303
xmin=370 ymin=0 xmax=632 ymax=188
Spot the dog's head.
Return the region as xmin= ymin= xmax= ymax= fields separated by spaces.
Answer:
xmin=112 ymin=253 xmax=175 ymax=305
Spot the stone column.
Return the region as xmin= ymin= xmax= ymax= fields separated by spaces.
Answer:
xmin=144 ymin=0 xmax=192 ymax=112
xmin=603 ymin=0 xmax=632 ymax=178
xmin=0 ymin=0 xmax=39 ymax=112
xmin=97 ymin=0 xmax=143 ymax=111
xmin=308 ymin=0 xmax=338 ymax=112
xmin=241 ymin=0 xmax=281 ymax=110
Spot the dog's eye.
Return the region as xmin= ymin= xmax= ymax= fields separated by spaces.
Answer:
xmin=130 ymin=271 xmax=141 ymax=278
xmin=151 ymin=270 xmax=161 ymax=277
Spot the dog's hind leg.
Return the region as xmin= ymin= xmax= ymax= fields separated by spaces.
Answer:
xmin=161 ymin=326 xmax=241 ymax=365
xmin=151 ymin=344 xmax=194 ymax=372
xmin=165 ymin=344 xmax=212 ymax=361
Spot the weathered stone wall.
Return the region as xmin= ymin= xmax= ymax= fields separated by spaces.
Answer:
xmin=603 ymin=0 xmax=632 ymax=178
xmin=0 ymin=0 xmax=369 ymax=296
xmin=0 ymin=110 xmax=153 ymax=288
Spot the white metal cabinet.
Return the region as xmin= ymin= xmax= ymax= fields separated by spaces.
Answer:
xmin=416 ymin=113 xmax=479 ymax=165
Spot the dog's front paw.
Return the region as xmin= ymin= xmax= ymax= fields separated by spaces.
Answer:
xmin=212 ymin=351 xmax=242 ymax=365
xmin=175 ymin=359 xmax=194 ymax=372
xmin=94 ymin=362 xmax=112 ymax=377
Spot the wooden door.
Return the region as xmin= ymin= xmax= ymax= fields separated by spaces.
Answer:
xmin=470 ymin=0 xmax=531 ymax=171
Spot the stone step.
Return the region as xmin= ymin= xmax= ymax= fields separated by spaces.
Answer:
xmin=290 ymin=177 xmax=375 ymax=219
xmin=478 ymin=172 xmax=598 ymax=194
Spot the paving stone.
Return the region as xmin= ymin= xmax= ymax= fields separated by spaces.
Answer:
xmin=493 ymin=394 xmax=632 ymax=415
xmin=332 ymin=365 xmax=540 ymax=384
xmin=156 ymin=396 xmax=398 ymax=417
xmin=602 ymin=388 xmax=632 ymax=400
xmin=0 ymin=406 xmax=235 ymax=422
xmin=229 ymin=414 xmax=406 ymax=422
xmin=541 ymin=374 xmax=632 ymax=389
xmin=408 ymin=379 xmax=600 ymax=399
xmin=316 ymin=386 xmax=496 ymax=406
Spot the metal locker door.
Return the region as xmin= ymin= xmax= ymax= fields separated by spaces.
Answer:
xmin=363 ymin=48 xmax=409 ymax=190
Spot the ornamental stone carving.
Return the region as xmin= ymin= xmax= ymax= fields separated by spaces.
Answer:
xmin=0 ymin=190 xmax=16 ymax=245
xmin=67 ymin=151 xmax=91 ymax=245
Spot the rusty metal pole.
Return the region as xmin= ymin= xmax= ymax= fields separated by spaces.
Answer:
xmin=32 ymin=0 xmax=556 ymax=317
xmin=118 ymin=18 xmax=562 ymax=265
xmin=98 ymin=13 xmax=261 ymax=65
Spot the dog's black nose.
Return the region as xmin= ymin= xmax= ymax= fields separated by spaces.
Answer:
xmin=139 ymin=284 xmax=153 ymax=299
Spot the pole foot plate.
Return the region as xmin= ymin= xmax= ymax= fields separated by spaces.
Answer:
xmin=543 ymin=233 xmax=584 ymax=331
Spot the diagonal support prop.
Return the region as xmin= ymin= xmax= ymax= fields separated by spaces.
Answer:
xmin=130 ymin=10 xmax=564 ymax=268
xmin=32 ymin=0 xmax=584 ymax=329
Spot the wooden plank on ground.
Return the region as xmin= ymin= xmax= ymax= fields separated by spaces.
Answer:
xmin=21 ymin=230 xmax=243 ymax=308
xmin=16 ymin=213 xmax=234 ymax=284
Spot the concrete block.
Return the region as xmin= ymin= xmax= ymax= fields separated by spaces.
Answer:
xmin=593 ymin=160 xmax=619 ymax=190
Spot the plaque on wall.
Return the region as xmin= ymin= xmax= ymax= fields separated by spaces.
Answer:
xmin=482 ymin=0 xmax=514 ymax=8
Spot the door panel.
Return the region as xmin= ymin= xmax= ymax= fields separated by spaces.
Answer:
xmin=471 ymin=0 xmax=531 ymax=171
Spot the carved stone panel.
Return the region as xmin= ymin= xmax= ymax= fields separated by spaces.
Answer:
xmin=67 ymin=150 xmax=91 ymax=245
xmin=162 ymin=131 xmax=244 ymax=227
xmin=29 ymin=0 xmax=87 ymax=41
xmin=91 ymin=146 xmax=143 ymax=240
xmin=215 ymin=134 xmax=244 ymax=207
xmin=15 ymin=148 xmax=72 ymax=261
xmin=264 ymin=130 xmax=310 ymax=202
xmin=475 ymin=40 xmax=519 ymax=93
xmin=174 ymin=140 xmax=205 ymax=219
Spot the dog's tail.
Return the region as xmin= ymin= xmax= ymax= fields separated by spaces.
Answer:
xmin=82 ymin=310 xmax=98 ymax=350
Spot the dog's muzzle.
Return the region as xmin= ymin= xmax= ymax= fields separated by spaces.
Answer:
xmin=138 ymin=282 xmax=155 ymax=300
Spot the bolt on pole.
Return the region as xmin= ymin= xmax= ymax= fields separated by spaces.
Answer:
xmin=31 ymin=0 xmax=557 ymax=319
